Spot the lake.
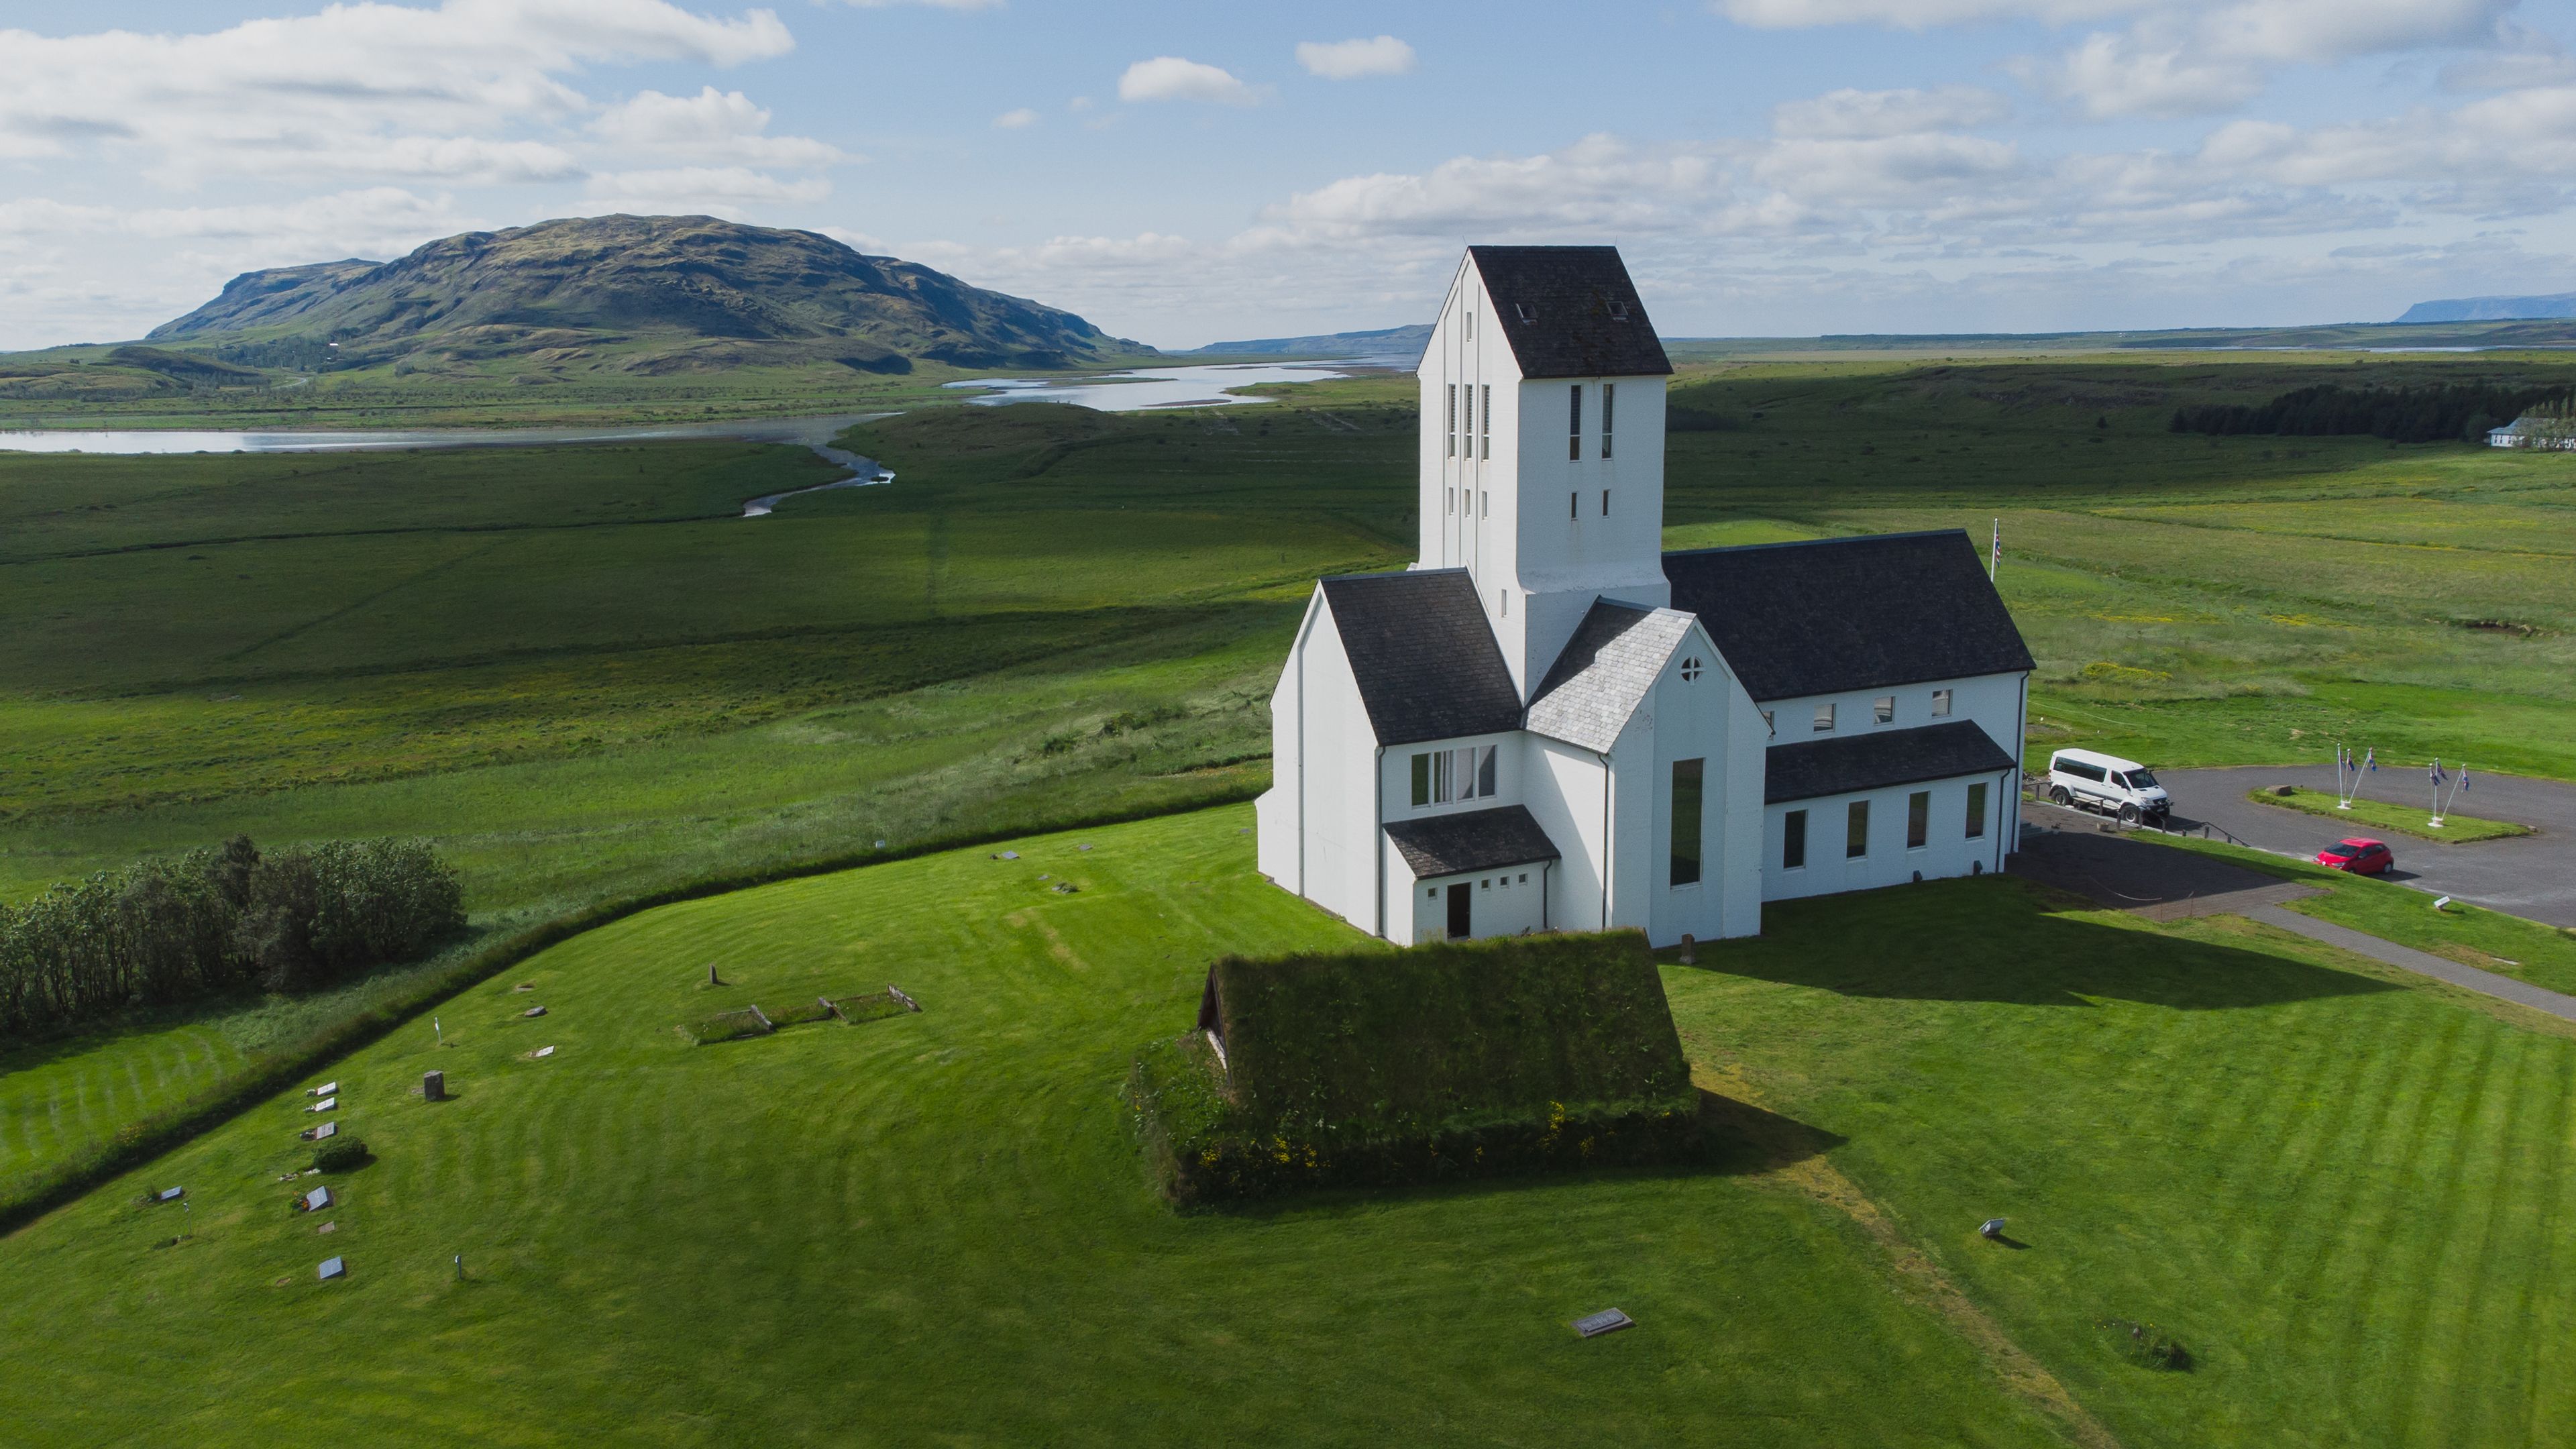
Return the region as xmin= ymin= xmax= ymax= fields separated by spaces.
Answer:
xmin=944 ymin=361 xmax=1360 ymax=411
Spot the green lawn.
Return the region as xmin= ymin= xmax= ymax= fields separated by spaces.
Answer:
xmin=0 ymin=808 xmax=2065 ymax=1448
xmin=2244 ymin=786 xmax=2532 ymax=844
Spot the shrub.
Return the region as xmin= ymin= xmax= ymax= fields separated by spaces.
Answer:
xmin=2098 ymin=1318 xmax=2192 ymax=1371
xmin=312 ymin=1138 xmax=371 ymax=1173
xmin=690 ymin=1008 xmax=771 ymax=1044
xmin=765 ymin=998 xmax=835 ymax=1027
xmin=833 ymin=991 xmax=910 ymax=1024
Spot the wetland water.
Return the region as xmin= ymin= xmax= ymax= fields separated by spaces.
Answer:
xmin=945 ymin=360 xmax=1359 ymax=411
xmin=0 ymin=413 xmax=899 ymax=518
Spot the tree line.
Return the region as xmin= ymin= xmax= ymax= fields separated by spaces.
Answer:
xmin=2168 ymin=382 xmax=2576 ymax=444
xmin=0 ymin=837 xmax=464 ymax=1040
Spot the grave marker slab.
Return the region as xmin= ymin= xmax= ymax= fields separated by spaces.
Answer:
xmin=531 ymin=1045 xmax=556 ymax=1059
xmin=305 ymin=1186 xmax=333 ymax=1212
xmin=422 ymin=1069 xmax=445 ymax=1102
xmin=313 ymin=1121 xmax=337 ymax=1141
xmin=317 ymin=1221 xmax=336 ymax=1234
xmin=317 ymin=1256 xmax=345 ymax=1281
xmin=1572 ymin=1308 xmax=1634 ymax=1338
xmin=522 ymin=1006 xmax=547 ymax=1018
xmin=307 ymin=1097 xmax=335 ymax=1113
xmin=308 ymin=1081 xmax=337 ymax=1097
xmin=156 ymin=1187 xmax=184 ymax=1203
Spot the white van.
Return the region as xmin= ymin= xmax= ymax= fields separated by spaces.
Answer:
xmin=2046 ymin=748 xmax=2171 ymax=824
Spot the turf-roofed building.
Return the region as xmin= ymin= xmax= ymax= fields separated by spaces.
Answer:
xmin=1256 ymin=246 xmax=2034 ymax=947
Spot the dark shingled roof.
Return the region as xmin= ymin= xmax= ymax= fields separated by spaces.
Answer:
xmin=1764 ymin=720 xmax=2017 ymax=805
xmin=1665 ymin=530 xmax=2035 ymax=702
xmin=1470 ymin=246 xmax=1672 ymax=379
xmin=1383 ymin=805 xmax=1562 ymax=879
xmin=1320 ymin=569 xmax=1522 ymax=746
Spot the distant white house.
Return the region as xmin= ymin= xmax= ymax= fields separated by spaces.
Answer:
xmin=1254 ymin=246 xmax=2034 ymax=949
xmin=2489 ymin=415 xmax=2576 ymax=450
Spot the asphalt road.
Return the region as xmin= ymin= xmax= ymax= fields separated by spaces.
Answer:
xmin=2055 ymin=763 xmax=2576 ymax=928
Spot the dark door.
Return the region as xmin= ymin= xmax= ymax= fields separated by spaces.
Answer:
xmin=1446 ymin=882 xmax=1472 ymax=940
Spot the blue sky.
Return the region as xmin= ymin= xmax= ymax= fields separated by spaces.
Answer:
xmin=3 ymin=0 xmax=2573 ymax=349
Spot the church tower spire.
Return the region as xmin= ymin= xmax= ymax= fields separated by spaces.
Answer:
xmin=1416 ymin=246 xmax=1676 ymax=696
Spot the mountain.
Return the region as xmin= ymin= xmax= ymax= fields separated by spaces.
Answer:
xmin=1185 ymin=323 xmax=1431 ymax=360
xmin=2395 ymin=292 xmax=2576 ymax=325
xmin=149 ymin=214 xmax=1144 ymax=374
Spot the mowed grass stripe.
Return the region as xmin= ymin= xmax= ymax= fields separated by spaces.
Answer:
xmin=0 ymin=807 xmax=2067 ymax=1448
xmin=2441 ymin=1028 xmax=2555 ymax=1446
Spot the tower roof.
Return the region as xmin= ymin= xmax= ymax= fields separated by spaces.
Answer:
xmin=1467 ymin=246 xmax=1672 ymax=379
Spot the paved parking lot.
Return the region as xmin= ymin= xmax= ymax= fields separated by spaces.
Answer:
xmin=2036 ymin=763 xmax=2576 ymax=928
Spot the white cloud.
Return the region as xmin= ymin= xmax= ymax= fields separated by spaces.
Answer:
xmin=1117 ymin=56 xmax=1266 ymax=106
xmin=1295 ymin=36 xmax=1416 ymax=80
xmin=1715 ymin=0 xmax=2149 ymax=30
xmin=0 ymin=1 xmax=798 ymax=183
xmin=585 ymin=165 xmax=833 ymax=209
xmin=839 ymin=0 xmax=1003 ymax=7
xmin=992 ymin=107 xmax=1039 ymax=128
xmin=591 ymin=87 xmax=845 ymax=165
xmin=1773 ymin=85 xmax=2010 ymax=137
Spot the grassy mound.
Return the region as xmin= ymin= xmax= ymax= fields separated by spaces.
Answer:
xmin=1130 ymin=930 xmax=1701 ymax=1205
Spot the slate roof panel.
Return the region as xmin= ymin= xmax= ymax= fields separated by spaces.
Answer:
xmin=1320 ymin=569 xmax=1523 ymax=746
xmin=1383 ymin=804 xmax=1562 ymax=879
xmin=1524 ymin=600 xmax=1697 ymax=753
xmin=1764 ymin=720 xmax=2017 ymax=804
xmin=1665 ymin=530 xmax=2035 ymax=702
xmin=1468 ymin=246 xmax=1672 ymax=379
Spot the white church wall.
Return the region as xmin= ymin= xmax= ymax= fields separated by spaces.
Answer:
xmin=1417 ymin=262 xmax=1517 ymax=603
xmin=1525 ymin=735 xmax=1609 ymax=934
xmin=1377 ymin=731 xmax=1527 ymax=824
xmin=1401 ymin=862 xmax=1551 ymax=945
xmin=1278 ymin=594 xmax=1385 ymax=934
xmin=1511 ymin=376 xmax=1671 ymax=694
xmin=1254 ymin=592 xmax=1324 ymax=886
xmin=1756 ymin=671 xmax=2023 ymax=758
xmin=1631 ymin=623 xmax=1768 ymax=948
xmin=1759 ymin=770 xmax=2017 ymax=903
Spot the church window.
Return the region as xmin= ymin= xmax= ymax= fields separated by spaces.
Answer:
xmin=1602 ymin=383 xmax=1615 ymax=460
xmin=1411 ymin=745 xmax=1497 ymax=806
xmin=1515 ymin=302 xmax=1536 ymax=322
xmin=1570 ymin=491 xmax=1578 ymax=520
xmin=1669 ymin=758 xmax=1704 ymax=888
xmin=1481 ymin=490 xmax=1489 ymax=519
xmin=1680 ymin=657 xmax=1703 ymax=682
xmin=1966 ymin=782 xmax=1988 ymax=839
xmin=1874 ymin=695 xmax=1895 ymax=724
xmin=1846 ymin=800 xmax=1870 ymax=858
xmin=1499 ymin=589 xmax=1508 ymax=618
xmin=1907 ymin=790 xmax=1930 ymax=849
xmin=1782 ymin=809 xmax=1807 ymax=869
xmin=1568 ymin=385 xmax=1582 ymax=460
xmin=1480 ymin=384 xmax=1491 ymax=459
xmin=1463 ymin=384 xmax=1474 ymax=441
xmin=1608 ymin=299 xmax=1631 ymax=321
xmin=1601 ymin=489 xmax=1610 ymax=517
xmin=1446 ymin=486 xmax=1454 ymax=516
xmin=1446 ymin=384 xmax=1456 ymax=458
xmin=1932 ymin=688 xmax=1953 ymax=717
xmin=1813 ymin=702 xmax=1835 ymax=732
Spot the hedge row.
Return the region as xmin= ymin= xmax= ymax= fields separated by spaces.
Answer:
xmin=0 ymin=837 xmax=462 ymax=1038
xmin=1 ymin=780 xmax=1262 ymax=1238
xmin=1126 ymin=1033 xmax=1704 ymax=1208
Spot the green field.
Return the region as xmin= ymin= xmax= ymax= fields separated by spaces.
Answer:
xmin=9 ymin=349 xmax=2576 ymax=1274
xmin=13 ymin=803 xmax=2576 ymax=1445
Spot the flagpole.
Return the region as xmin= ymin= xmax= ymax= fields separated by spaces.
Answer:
xmin=1990 ymin=518 xmax=2000 ymax=581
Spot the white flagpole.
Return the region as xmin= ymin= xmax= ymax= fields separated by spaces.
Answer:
xmin=1990 ymin=518 xmax=2000 ymax=580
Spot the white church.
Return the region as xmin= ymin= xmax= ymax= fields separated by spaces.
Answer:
xmin=1254 ymin=246 xmax=2035 ymax=948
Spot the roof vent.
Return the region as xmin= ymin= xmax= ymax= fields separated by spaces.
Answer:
xmin=1607 ymin=301 xmax=1631 ymax=321
xmin=1514 ymin=302 xmax=1537 ymax=323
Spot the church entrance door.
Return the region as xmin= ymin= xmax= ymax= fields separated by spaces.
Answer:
xmin=1446 ymin=881 xmax=1472 ymax=939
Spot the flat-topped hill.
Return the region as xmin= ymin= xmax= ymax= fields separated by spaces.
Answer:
xmin=147 ymin=213 xmax=1142 ymax=376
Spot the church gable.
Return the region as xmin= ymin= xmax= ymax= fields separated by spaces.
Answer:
xmin=1523 ymin=599 xmax=1697 ymax=753
xmin=1317 ymin=569 xmax=1523 ymax=746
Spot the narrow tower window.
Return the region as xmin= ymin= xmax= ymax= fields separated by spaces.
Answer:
xmin=1463 ymin=384 xmax=1473 ymax=443
xmin=1570 ymin=491 xmax=1578 ymax=520
xmin=1568 ymin=385 xmax=1582 ymax=461
xmin=1601 ymin=489 xmax=1611 ymax=517
xmin=1480 ymin=384 xmax=1491 ymax=459
xmin=1670 ymin=758 xmax=1704 ymax=887
xmin=1446 ymin=383 xmax=1456 ymax=458
xmin=1602 ymin=382 xmax=1615 ymax=460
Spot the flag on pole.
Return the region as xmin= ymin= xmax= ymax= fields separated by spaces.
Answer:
xmin=2460 ymin=767 xmax=2471 ymax=793
xmin=2431 ymin=758 xmax=2446 ymax=786
xmin=1990 ymin=518 xmax=2000 ymax=579
xmin=2365 ymin=747 xmax=2376 ymax=773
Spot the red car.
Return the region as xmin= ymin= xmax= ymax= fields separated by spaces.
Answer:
xmin=2316 ymin=838 xmax=2395 ymax=875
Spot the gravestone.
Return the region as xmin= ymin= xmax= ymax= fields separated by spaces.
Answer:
xmin=522 ymin=1005 xmax=547 ymax=1018
xmin=156 ymin=1187 xmax=184 ymax=1203
xmin=1980 ymin=1218 xmax=2006 ymax=1240
xmin=1678 ymin=934 xmax=1696 ymax=965
xmin=423 ymin=1069 xmax=446 ymax=1102
xmin=317 ymin=1256 xmax=345 ymax=1281
xmin=313 ymin=1121 xmax=337 ymax=1141
xmin=317 ymin=1221 xmax=336 ymax=1234
xmin=305 ymin=1186 xmax=332 ymax=1212
xmin=308 ymin=1097 xmax=335 ymax=1113
xmin=309 ymin=1081 xmax=337 ymax=1097
xmin=530 ymin=1045 xmax=556 ymax=1059
xmin=1572 ymin=1308 xmax=1633 ymax=1338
